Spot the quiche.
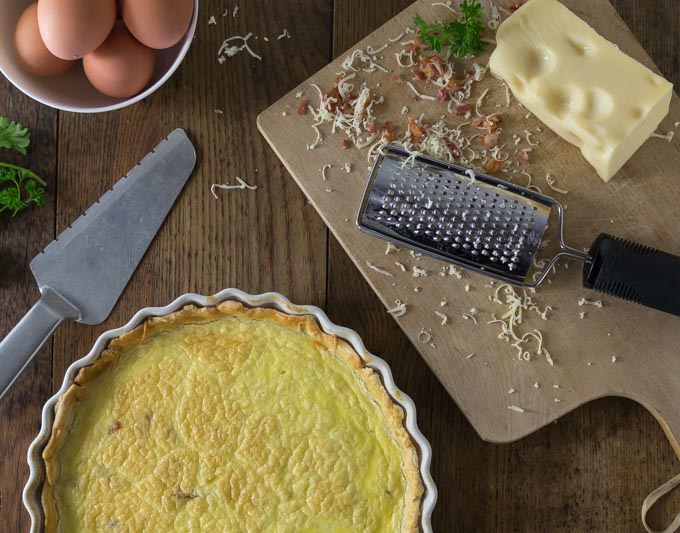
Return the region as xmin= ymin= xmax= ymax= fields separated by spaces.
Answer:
xmin=42 ymin=301 xmax=423 ymax=532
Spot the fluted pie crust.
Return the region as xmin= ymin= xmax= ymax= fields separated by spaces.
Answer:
xmin=42 ymin=301 xmax=423 ymax=532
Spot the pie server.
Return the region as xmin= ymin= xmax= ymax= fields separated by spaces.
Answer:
xmin=0 ymin=129 xmax=196 ymax=400
xmin=357 ymin=144 xmax=680 ymax=316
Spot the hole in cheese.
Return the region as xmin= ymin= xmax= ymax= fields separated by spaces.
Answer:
xmin=565 ymin=36 xmax=590 ymax=56
xmin=582 ymin=88 xmax=614 ymax=119
xmin=517 ymin=47 xmax=557 ymax=79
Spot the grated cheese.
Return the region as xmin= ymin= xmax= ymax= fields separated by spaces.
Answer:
xmin=418 ymin=328 xmax=432 ymax=343
xmin=366 ymin=261 xmax=393 ymax=277
xmin=412 ymin=265 xmax=429 ymax=277
xmin=320 ymin=164 xmax=331 ymax=180
xmin=431 ymin=1 xmax=457 ymax=14
xmin=578 ymin=297 xmax=603 ymax=307
xmin=277 ymin=29 xmax=291 ymax=40
xmin=385 ymin=242 xmax=401 ymax=254
xmin=462 ymin=313 xmax=478 ymax=324
xmin=545 ymin=172 xmax=569 ymax=194
xmin=611 ymin=355 xmax=617 ymax=363
xmin=395 ymin=261 xmax=407 ymax=272
xmin=466 ymin=353 xmax=476 ymax=359
xmin=211 ymin=177 xmax=257 ymax=198
xmin=218 ymin=33 xmax=262 ymax=61
xmin=507 ymin=405 xmax=525 ymax=413
xmin=387 ymin=300 xmax=407 ymax=317
xmin=475 ymin=89 xmax=490 ymax=117
xmin=650 ymin=130 xmax=675 ymax=142
xmin=406 ymin=82 xmax=438 ymax=101
xmin=435 ymin=311 xmax=448 ymax=325
xmin=508 ymin=388 xmax=516 ymax=394
xmin=208 ymin=15 xmax=217 ymax=25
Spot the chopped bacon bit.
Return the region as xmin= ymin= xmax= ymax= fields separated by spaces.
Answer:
xmin=475 ymin=113 xmax=504 ymax=132
xmin=446 ymin=140 xmax=461 ymax=158
xmin=419 ymin=55 xmax=444 ymax=81
xmin=484 ymin=131 xmax=499 ymax=149
xmin=324 ymin=85 xmax=341 ymax=111
xmin=409 ymin=37 xmax=422 ymax=53
xmin=464 ymin=69 xmax=475 ymax=80
xmin=366 ymin=121 xmax=376 ymax=134
xmin=516 ymin=148 xmax=531 ymax=164
xmin=484 ymin=158 xmax=506 ymax=174
xmin=341 ymin=139 xmax=351 ymax=149
xmin=390 ymin=73 xmax=404 ymax=84
xmin=437 ymin=88 xmax=450 ymax=101
xmin=454 ymin=104 xmax=472 ymax=116
xmin=408 ymin=117 xmax=426 ymax=143
xmin=108 ymin=421 xmax=122 ymax=435
xmin=411 ymin=68 xmax=426 ymax=80
xmin=508 ymin=1 xmax=523 ymax=11
xmin=380 ymin=122 xmax=394 ymax=143
xmin=297 ymin=99 xmax=309 ymax=115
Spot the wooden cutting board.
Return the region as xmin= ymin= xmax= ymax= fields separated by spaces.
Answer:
xmin=258 ymin=0 xmax=680 ymax=451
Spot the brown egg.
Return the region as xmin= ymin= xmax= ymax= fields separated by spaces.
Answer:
xmin=121 ymin=0 xmax=194 ymax=50
xmin=83 ymin=22 xmax=155 ymax=99
xmin=14 ymin=3 xmax=74 ymax=76
xmin=38 ymin=0 xmax=116 ymax=60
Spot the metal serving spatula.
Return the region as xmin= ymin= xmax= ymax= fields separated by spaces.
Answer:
xmin=0 ymin=129 xmax=196 ymax=400
xmin=358 ymin=145 xmax=680 ymax=316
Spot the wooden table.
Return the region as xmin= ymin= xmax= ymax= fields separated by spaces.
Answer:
xmin=1 ymin=1 xmax=678 ymax=530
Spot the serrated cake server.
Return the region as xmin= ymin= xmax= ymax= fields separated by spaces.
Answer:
xmin=0 ymin=129 xmax=196 ymax=401
xmin=357 ymin=145 xmax=680 ymax=316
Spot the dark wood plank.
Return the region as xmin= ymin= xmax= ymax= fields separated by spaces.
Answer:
xmin=327 ymin=0 xmax=680 ymax=531
xmin=0 ymin=82 xmax=58 ymax=530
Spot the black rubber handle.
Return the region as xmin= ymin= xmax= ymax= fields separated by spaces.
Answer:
xmin=583 ymin=233 xmax=680 ymax=317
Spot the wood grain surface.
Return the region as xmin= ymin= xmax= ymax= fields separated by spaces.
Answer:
xmin=0 ymin=1 xmax=679 ymax=531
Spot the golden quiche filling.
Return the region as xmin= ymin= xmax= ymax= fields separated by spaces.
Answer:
xmin=42 ymin=302 xmax=423 ymax=532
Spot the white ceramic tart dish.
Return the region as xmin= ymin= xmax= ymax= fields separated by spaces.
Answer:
xmin=23 ymin=289 xmax=437 ymax=532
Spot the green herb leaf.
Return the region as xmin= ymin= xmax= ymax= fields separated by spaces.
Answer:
xmin=414 ymin=0 xmax=487 ymax=57
xmin=0 ymin=163 xmax=46 ymax=217
xmin=0 ymin=116 xmax=30 ymax=155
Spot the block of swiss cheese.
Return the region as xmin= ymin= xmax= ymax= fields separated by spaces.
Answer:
xmin=489 ymin=0 xmax=673 ymax=181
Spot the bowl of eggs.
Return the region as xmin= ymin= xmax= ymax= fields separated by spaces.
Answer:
xmin=0 ymin=0 xmax=198 ymax=113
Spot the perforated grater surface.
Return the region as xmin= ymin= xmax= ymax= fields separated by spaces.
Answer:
xmin=357 ymin=145 xmax=680 ymax=316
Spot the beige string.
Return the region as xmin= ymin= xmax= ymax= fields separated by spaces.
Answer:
xmin=643 ymin=472 xmax=680 ymax=533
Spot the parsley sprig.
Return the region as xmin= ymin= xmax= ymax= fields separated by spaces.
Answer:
xmin=0 ymin=117 xmax=46 ymax=217
xmin=414 ymin=0 xmax=487 ymax=57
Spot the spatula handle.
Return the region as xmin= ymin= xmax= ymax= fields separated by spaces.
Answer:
xmin=0 ymin=288 xmax=79 ymax=401
xmin=583 ymin=233 xmax=680 ymax=317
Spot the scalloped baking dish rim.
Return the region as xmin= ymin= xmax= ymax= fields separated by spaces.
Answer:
xmin=23 ymin=288 xmax=437 ymax=532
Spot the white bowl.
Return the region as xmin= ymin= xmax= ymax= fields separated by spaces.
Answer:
xmin=0 ymin=0 xmax=198 ymax=113
xmin=23 ymin=289 xmax=437 ymax=532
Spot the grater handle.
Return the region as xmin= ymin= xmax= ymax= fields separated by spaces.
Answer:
xmin=583 ymin=233 xmax=680 ymax=317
